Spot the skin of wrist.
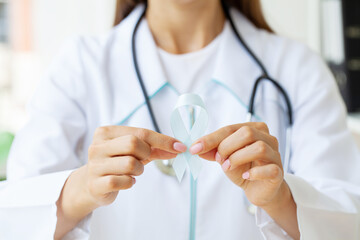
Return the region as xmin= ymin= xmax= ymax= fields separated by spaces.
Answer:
xmin=260 ymin=181 xmax=293 ymax=215
xmin=59 ymin=165 xmax=99 ymax=221
xmin=258 ymin=180 xmax=300 ymax=239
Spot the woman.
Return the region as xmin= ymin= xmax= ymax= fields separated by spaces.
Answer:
xmin=1 ymin=0 xmax=360 ymax=239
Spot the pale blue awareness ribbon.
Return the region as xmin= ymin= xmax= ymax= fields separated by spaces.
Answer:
xmin=171 ymin=93 xmax=208 ymax=182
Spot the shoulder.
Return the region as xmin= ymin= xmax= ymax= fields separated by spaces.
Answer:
xmin=230 ymin=7 xmax=327 ymax=81
xmin=44 ymin=5 xmax=145 ymax=96
xmin=233 ymin=9 xmax=337 ymax=106
xmin=260 ymin=31 xmax=326 ymax=78
xmin=260 ymin=34 xmax=341 ymax=113
xmin=232 ymin=8 xmax=340 ymax=112
xmin=260 ymin=30 xmax=330 ymax=84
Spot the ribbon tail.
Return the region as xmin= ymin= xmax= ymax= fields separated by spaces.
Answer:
xmin=172 ymin=154 xmax=187 ymax=182
xmin=170 ymin=93 xmax=208 ymax=182
xmin=188 ymin=155 xmax=202 ymax=180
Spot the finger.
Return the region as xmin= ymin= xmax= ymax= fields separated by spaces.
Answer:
xmin=141 ymin=149 xmax=178 ymax=165
xmin=198 ymin=149 xmax=217 ymax=161
xmin=93 ymin=126 xmax=186 ymax=153
xmin=216 ymin=126 xmax=278 ymax=162
xmin=93 ymin=156 xmax=144 ymax=176
xmin=149 ymin=148 xmax=177 ymax=161
xmin=90 ymin=135 xmax=151 ymax=160
xmin=242 ymin=164 xmax=283 ymax=183
xmin=189 ymin=122 xmax=269 ymax=155
xmin=223 ymin=141 xmax=281 ymax=171
xmin=189 ymin=125 xmax=237 ymax=155
xmin=94 ymin=175 xmax=135 ymax=194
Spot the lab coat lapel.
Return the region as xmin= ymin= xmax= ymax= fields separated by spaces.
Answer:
xmin=112 ymin=5 xmax=171 ymax=128
xmin=197 ymin=9 xmax=268 ymax=134
xmin=207 ymin=9 xmax=289 ymax=155
xmin=133 ymin=9 xmax=169 ymax=96
xmin=211 ymin=9 xmax=264 ymax=110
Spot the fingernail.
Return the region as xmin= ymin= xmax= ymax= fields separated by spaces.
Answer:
xmin=132 ymin=178 xmax=136 ymax=184
xmin=189 ymin=143 xmax=203 ymax=155
xmin=221 ymin=159 xmax=231 ymax=171
xmin=242 ymin=172 xmax=250 ymax=180
xmin=173 ymin=142 xmax=187 ymax=152
xmin=215 ymin=152 xmax=222 ymax=163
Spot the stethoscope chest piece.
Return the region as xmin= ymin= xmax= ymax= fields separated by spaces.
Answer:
xmin=155 ymin=159 xmax=176 ymax=177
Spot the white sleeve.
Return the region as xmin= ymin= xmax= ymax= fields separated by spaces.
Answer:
xmin=0 ymin=37 xmax=92 ymax=239
xmin=256 ymin=47 xmax=360 ymax=239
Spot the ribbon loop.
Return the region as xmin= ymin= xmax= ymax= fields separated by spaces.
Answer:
xmin=171 ymin=93 xmax=208 ymax=182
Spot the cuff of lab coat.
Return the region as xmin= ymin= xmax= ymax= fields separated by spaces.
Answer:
xmin=0 ymin=169 xmax=81 ymax=239
xmin=284 ymin=173 xmax=360 ymax=240
xmin=0 ymin=170 xmax=74 ymax=207
xmin=63 ymin=212 xmax=92 ymax=240
xmin=255 ymin=206 xmax=292 ymax=240
xmin=255 ymin=173 xmax=360 ymax=240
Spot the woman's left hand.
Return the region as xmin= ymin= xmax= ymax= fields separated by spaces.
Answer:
xmin=189 ymin=122 xmax=287 ymax=209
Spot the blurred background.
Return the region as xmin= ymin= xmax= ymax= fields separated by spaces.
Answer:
xmin=0 ymin=0 xmax=359 ymax=180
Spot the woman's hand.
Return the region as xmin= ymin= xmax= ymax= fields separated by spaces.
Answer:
xmin=189 ymin=122 xmax=300 ymax=239
xmin=55 ymin=126 xmax=186 ymax=239
xmin=189 ymin=122 xmax=284 ymax=207
xmin=84 ymin=126 xmax=186 ymax=207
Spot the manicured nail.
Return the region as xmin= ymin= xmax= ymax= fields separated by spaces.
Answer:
xmin=215 ymin=152 xmax=222 ymax=163
xmin=132 ymin=178 xmax=136 ymax=184
xmin=173 ymin=142 xmax=187 ymax=152
xmin=242 ymin=172 xmax=250 ymax=180
xmin=221 ymin=159 xmax=231 ymax=171
xmin=189 ymin=143 xmax=203 ymax=155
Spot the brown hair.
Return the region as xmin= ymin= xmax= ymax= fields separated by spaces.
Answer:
xmin=113 ymin=0 xmax=273 ymax=32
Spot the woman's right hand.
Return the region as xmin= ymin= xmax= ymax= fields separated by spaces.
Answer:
xmin=55 ymin=126 xmax=187 ymax=239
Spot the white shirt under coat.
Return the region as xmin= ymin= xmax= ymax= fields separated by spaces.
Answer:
xmin=1 ymin=5 xmax=360 ymax=240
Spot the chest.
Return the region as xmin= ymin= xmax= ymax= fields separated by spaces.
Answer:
xmin=80 ymin=52 xmax=289 ymax=240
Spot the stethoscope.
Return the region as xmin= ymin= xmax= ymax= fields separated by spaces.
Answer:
xmin=131 ymin=0 xmax=293 ymax=222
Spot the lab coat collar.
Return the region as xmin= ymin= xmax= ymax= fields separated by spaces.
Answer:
xmin=114 ymin=5 xmax=264 ymax=125
xmin=211 ymin=8 xmax=264 ymax=108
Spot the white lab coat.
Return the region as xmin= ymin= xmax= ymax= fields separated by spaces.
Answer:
xmin=1 ymin=5 xmax=360 ymax=240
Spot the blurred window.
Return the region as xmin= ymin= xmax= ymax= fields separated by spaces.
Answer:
xmin=0 ymin=1 xmax=8 ymax=43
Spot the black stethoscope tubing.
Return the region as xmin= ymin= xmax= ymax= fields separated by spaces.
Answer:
xmin=131 ymin=6 xmax=161 ymax=133
xmin=220 ymin=1 xmax=293 ymax=125
xmin=131 ymin=0 xmax=293 ymax=137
